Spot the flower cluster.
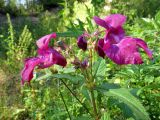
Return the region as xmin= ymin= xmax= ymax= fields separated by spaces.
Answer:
xmin=77 ymin=14 xmax=153 ymax=65
xmin=21 ymin=14 xmax=153 ymax=84
xmin=21 ymin=33 xmax=67 ymax=84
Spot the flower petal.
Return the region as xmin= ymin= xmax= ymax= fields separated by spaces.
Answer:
xmin=77 ymin=36 xmax=87 ymax=51
xmin=93 ymin=16 xmax=110 ymax=29
xmin=104 ymin=14 xmax=126 ymax=28
xmin=21 ymin=57 xmax=42 ymax=85
xmin=38 ymin=48 xmax=67 ymax=68
xmin=135 ymin=38 xmax=153 ymax=59
xmin=105 ymin=26 xmax=125 ymax=44
xmin=103 ymin=37 xmax=152 ymax=65
xmin=36 ymin=33 xmax=56 ymax=49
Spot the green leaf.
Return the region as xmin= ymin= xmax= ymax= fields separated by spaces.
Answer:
xmin=56 ymin=31 xmax=83 ymax=37
xmin=95 ymin=83 xmax=120 ymax=91
xmin=77 ymin=19 xmax=85 ymax=30
xmin=35 ymin=72 xmax=84 ymax=84
xmin=81 ymin=86 xmax=90 ymax=100
xmin=55 ymin=65 xmax=76 ymax=73
xmin=34 ymin=69 xmax=52 ymax=81
xmin=75 ymin=115 xmax=93 ymax=120
xmin=98 ymin=88 xmax=150 ymax=120
xmin=52 ymin=74 xmax=84 ymax=84
xmin=137 ymin=84 xmax=160 ymax=95
xmin=35 ymin=73 xmax=52 ymax=81
xmin=100 ymin=112 xmax=111 ymax=120
xmin=92 ymin=58 xmax=106 ymax=78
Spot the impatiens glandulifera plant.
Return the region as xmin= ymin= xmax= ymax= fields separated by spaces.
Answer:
xmin=21 ymin=14 xmax=153 ymax=120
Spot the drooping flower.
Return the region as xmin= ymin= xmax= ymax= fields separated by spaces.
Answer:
xmin=77 ymin=35 xmax=87 ymax=51
xmin=21 ymin=33 xmax=67 ymax=85
xmin=94 ymin=14 xmax=126 ymax=44
xmin=102 ymin=37 xmax=153 ymax=65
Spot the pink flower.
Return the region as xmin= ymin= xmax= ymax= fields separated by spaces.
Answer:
xmin=102 ymin=37 xmax=153 ymax=65
xmin=77 ymin=35 xmax=87 ymax=51
xmin=21 ymin=33 xmax=67 ymax=85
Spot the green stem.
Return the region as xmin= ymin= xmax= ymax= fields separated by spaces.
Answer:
xmin=90 ymin=90 xmax=99 ymax=120
xmin=60 ymin=79 xmax=92 ymax=116
xmin=59 ymin=89 xmax=72 ymax=120
xmin=90 ymin=49 xmax=93 ymax=81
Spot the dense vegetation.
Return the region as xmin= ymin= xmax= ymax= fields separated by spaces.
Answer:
xmin=0 ymin=0 xmax=160 ymax=120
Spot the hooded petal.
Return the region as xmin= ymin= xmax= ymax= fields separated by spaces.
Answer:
xmin=38 ymin=48 xmax=67 ymax=68
xmin=36 ymin=33 xmax=56 ymax=49
xmin=93 ymin=16 xmax=110 ymax=29
xmin=104 ymin=14 xmax=126 ymax=28
xmin=77 ymin=36 xmax=87 ymax=51
xmin=103 ymin=37 xmax=152 ymax=65
xmin=21 ymin=57 xmax=42 ymax=85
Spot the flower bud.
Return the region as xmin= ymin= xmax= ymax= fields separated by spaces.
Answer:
xmin=77 ymin=36 xmax=87 ymax=51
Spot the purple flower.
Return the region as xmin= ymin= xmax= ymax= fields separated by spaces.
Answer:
xmin=21 ymin=33 xmax=67 ymax=85
xmin=77 ymin=35 xmax=87 ymax=51
xmin=103 ymin=37 xmax=153 ymax=65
